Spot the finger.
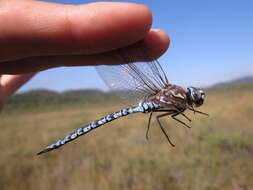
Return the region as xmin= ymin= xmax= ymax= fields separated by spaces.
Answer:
xmin=119 ymin=29 xmax=170 ymax=62
xmin=0 ymin=30 xmax=169 ymax=74
xmin=0 ymin=73 xmax=35 ymax=105
xmin=0 ymin=1 xmax=152 ymax=61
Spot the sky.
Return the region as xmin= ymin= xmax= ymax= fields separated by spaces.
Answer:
xmin=20 ymin=0 xmax=253 ymax=92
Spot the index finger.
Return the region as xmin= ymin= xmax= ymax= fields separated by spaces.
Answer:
xmin=0 ymin=0 xmax=152 ymax=61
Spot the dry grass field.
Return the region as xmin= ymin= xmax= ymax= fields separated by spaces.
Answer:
xmin=1 ymin=84 xmax=253 ymax=190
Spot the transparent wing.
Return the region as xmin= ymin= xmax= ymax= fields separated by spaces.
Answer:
xmin=96 ymin=45 xmax=170 ymax=106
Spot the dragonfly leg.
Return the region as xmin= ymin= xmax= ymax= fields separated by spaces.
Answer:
xmin=181 ymin=112 xmax=192 ymax=122
xmin=156 ymin=113 xmax=175 ymax=147
xmin=146 ymin=112 xmax=153 ymax=141
xmin=188 ymin=107 xmax=209 ymax=116
xmin=171 ymin=112 xmax=191 ymax=128
xmin=170 ymin=105 xmax=191 ymax=126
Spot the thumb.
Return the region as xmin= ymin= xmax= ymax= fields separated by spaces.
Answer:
xmin=0 ymin=73 xmax=36 ymax=111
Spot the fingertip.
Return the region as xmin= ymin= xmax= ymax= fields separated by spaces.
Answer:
xmin=116 ymin=29 xmax=170 ymax=63
xmin=143 ymin=29 xmax=170 ymax=59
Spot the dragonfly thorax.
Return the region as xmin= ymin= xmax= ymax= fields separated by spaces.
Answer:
xmin=186 ymin=87 xmax=205 ymax=107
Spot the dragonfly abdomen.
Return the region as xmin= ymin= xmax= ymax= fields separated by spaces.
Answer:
xmin=37 ymin=102 xmax=157 ymax=155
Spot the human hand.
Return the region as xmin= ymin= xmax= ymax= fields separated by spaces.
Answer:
xmin=0 ymin=0 xmax=169 ymax=110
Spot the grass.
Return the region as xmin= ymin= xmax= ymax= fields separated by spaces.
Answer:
xmin=0 ymin=84 xmax=253 ymax=190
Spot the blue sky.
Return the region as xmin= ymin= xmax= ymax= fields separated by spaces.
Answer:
xmin=21 ymin=0 xmax=253 ymax=92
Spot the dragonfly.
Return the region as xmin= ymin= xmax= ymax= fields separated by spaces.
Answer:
xmin=37 ymin=41 xmax=208 ymax=155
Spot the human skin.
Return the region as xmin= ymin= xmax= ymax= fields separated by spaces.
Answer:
xmin=0 ymin=0 xmax=170 ymax=111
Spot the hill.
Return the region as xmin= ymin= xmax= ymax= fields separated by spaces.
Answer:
xmin=5 ymin=89 xmax=119 ymax=111
xmin=5 ymin=76 xmax=253 ymax=111
xmin=210 ymin=75 xmax=253 ymax=88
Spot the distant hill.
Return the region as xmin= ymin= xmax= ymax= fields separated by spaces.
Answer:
xmin=4 ymin=76 xmax=253 ymax=111
xmin=211 ymin=76 xmax=253 ymax=88
xmin=206 ymin=75 xmax=253 ymax=95
xmin=5 ymin=89 xmax=119 ymax=111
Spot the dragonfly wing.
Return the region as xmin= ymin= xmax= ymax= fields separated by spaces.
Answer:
xmin=96 ymin=45 xmax=170 ymax=106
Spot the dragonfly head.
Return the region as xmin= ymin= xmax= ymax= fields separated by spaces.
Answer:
xmin=187 ymin=87 xmax=205 ymax=107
